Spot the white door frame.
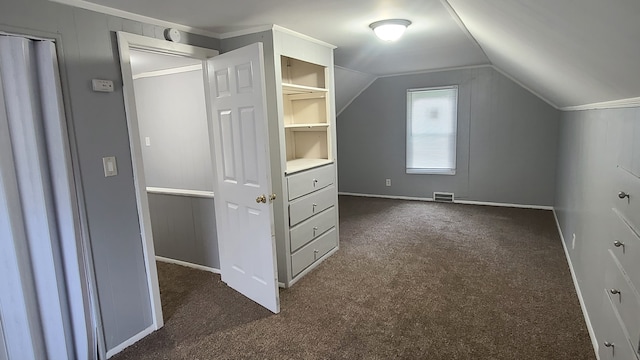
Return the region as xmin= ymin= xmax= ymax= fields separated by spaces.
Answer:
xmin=116 ymin=32 xmax=219 ymax=333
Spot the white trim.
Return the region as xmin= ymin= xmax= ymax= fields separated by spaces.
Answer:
xmin=116 ymin=31 xmax=219 ymax=338
xmin=48 ymin=0 xmax=219 ymax=38
xmin=155 ymin=256 xmax=220 ymax=274
xmin=218 ymin=25 xmax=337 ymax=49
xmin=438 ymin=0 xmax=489 ymax=61
xmin=489 ymin=65 xmax=560 ymax=110
xmin=455 ymin=200 xmax=552 ymax=210
xmin=552 ymin=209 xmax=600 ymax=359
xmin=377 ymin=64 xmax=492 ymax=79
xmin=218 ymin=25 xmax=275 ymax=40
xmin=146 ymin=187 xmax=214 ymax=199
xmin=272 ymin=25 xmax=336 ymax=49
xmin=339 ymin=192 xmax=433 ymax=202
xmin=338 ymin=192 xmax=553 ymax=210
xmin=335 ymin=70 xmax=377 ymax=117
xmin=561 ymin=97 xmax=640 ymax=111
xmin=133 ymin=64 xmax=202 ymax=80
xmin=105 ymin=324 xmax=154 ymax=359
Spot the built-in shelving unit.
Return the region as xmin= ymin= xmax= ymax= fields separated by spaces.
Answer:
xmin=281 ymin=56 xmax=332 ymax=174
xmin=222 ymin=27 xmax=338 ymax=289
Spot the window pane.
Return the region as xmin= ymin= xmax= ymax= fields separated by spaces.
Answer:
xmin=406 ymin=87 xmax=457 ymax=174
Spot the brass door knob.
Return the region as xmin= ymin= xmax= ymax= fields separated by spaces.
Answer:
xmin=269 ymin=193 xmax=277 ymax=201
xmin=256 ymin=195 xmax=267 ymax=203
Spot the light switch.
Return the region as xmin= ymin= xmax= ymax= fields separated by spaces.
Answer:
xmin=102 ymin=156 xmax=118 ymax=177
xmin=145 ymin=137 xmax=151 ymax=146
xmin=92 ymin=79 xmax=114 ymax=92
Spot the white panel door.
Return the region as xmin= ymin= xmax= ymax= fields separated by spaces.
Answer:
xmin=207 ymin=43 xmax=279 ymax=313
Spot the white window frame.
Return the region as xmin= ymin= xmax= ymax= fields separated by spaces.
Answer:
xmin=406 ymin=85 xmax=458 ymax=175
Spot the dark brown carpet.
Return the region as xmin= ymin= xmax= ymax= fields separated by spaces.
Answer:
xmin=113 ymin=195 xmax=595 ymax=360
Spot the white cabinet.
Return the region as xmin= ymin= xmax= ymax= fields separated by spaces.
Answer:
xmin=600 ymin=165 xmax=640 ymax=360
xmin=220 ymin=26 xmax=339 ymax=287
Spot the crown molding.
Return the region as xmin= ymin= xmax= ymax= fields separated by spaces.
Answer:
xmin=49 ymin=0 xmax=219 ymax=38
xmin=561 ymin=97 xmax=640 ymax=111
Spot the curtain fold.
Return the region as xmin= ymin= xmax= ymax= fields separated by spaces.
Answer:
xmin=0 ymin=34 xmax=91 ymax=360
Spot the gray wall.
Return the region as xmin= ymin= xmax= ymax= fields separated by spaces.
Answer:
xmin=334 ymin=66 xmax=375 ymax=115
xmin=0 ymin=0 xmax=219 ymax=352
xmin=134 ymin=69 xmax=213 ymax=191
xmin=555 ymin=106 xmax=640 ymax=346
xmin=148 ymin=194 xmax=219 ymax=269
xmin=337 ymin=66 xmax=560 ymax=206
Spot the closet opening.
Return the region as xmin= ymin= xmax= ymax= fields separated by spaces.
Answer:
xmin=117 ymin=33 xmax=220 ymax=332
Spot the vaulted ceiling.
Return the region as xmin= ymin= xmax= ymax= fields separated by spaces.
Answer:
xmin=63 ymin=0 xmax=640 ymax=108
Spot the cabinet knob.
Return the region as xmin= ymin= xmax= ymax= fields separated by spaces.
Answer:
xmin=610 ymin=289 xmax=620 ymax=295
xmin=613 ymin=240 xmax=625 ymax=248
xmin=618 ymin=191 xmax=630 ymax=199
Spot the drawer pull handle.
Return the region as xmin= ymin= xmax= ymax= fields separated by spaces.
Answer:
xmin=313 ymin=249 xmax=319 ymax=260
xmin=312 ymin=203 xmax=317 ymax=212
xmin=610 ymin=289 xmax=620 ymax=295
xmin=618 ymin=191 xmax=630 ymax=199
xmin=603 ymin=341 xmax=614 ymax=348
xmin=613 ymin=240 xmax=625 ymax=249
xmin=313 ymin=179 xmax=318 ymax=187
xmin=313 ymin=226 xmax=318 ymax=236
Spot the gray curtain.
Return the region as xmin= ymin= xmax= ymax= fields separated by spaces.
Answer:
xmin=0 ymin=35 xmax=92 ymax=360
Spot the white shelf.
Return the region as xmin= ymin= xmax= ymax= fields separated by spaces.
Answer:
xmin=286 ymin=158 xmax=333 ymax=174
xmin=282 ymin=83 xmax=327 ymax=95
xmin=284 ymin=123 xmax=329 ymax=130
xmin=146 ymin=187 xmax=214 ymax=199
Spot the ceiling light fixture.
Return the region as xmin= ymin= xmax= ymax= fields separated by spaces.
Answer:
xmin=369 ymin=19 xmax=412 ymax=42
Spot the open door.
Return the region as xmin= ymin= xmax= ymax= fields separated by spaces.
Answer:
xmin=206 ymin=43 xmax=280 ymax=313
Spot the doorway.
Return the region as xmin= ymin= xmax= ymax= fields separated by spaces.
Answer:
xmin=117 ymin=34 xmax=281 ymax=345
xmin=116 ymin=33 xmax=219 ymax=332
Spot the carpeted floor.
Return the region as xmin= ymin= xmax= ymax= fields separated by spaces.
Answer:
xmin=112 ymin=195 xmax=595 ymax=359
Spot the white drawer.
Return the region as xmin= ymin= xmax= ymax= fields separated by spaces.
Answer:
xmin=605 ymin=250 xmax=640 ymax=351
xmin=291 ymin=228 xmax=337 ymax=276
xmin=290 ymin=207 xmax=336 ymax=252
xmin=600 ymin=291 xmax=640 ymax=360
xmin=289 ymin=185 xmax=335 ymax=226
xmin=613 ymin=166 xmax=640 ymax=229
xmin=610 ymin=209 xmax=640 ymax=291
xmin=287 ymin=164 xmax=334 ymax=200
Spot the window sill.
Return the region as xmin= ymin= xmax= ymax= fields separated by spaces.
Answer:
xmin=406 ymin=169 xmax=456 ymax=175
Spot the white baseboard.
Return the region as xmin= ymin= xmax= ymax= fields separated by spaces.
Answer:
xmin=155 ymin=256 xmax=221 ymax=274
xmin=552 ymin=209 xmax=600 ymax=359
xmin=106 ymin=324 xmax=154 ymax=358
xmin=338 ymin=192 xmax=553 ymax=210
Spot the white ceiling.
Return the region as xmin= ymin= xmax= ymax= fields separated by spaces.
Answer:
xmin=129 ymin=49 xmax=201 ymax=76
xmin=76 ymin=0 xmax=640 ymax=108
xmin=447 ymin=0 xmax=640 ymax=108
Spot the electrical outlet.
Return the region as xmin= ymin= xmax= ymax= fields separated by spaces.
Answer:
xmin=385 ymin=179 xmax=391 ymax=187
xmin=572 ymin=233 xmax=576 ymax=250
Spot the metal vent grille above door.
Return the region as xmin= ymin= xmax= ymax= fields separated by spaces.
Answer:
xmin=433 ymin=192 xmax=454 ymax=203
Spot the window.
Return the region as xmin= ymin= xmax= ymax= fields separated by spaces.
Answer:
xmin=406 ymin=86 xmax=458 ymax=175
